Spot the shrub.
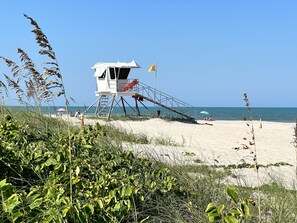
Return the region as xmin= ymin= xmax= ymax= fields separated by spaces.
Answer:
xmin=0 ymin=117 xmax=176 ymax=222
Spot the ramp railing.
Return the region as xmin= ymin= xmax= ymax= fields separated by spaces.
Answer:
xmin=130 ymin=81 xmax=196 ymax=120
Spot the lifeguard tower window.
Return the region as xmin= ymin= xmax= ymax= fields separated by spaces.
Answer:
xmin=118 ymin=68 xmax=131 ymax=79
xmin=109 ymin=68 xmax=115 ymax=79
xmin=99 ymin=71 xmax=106 ymax=79
xmin=109 ymin=68 xmax=131 ymax=80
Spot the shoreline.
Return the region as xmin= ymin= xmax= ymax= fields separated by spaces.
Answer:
xmin=12 ymin=105 xmax=297 ymax=123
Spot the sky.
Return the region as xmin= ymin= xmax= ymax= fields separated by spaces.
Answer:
xmin=1 ymin=1 xmax=297 ymax=107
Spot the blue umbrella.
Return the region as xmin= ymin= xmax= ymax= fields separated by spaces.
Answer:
xmin=200 ymin=111 xmax=209 ymax=115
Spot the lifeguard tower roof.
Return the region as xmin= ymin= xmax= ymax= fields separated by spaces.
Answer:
xmin=92 ymin=60 xmax=140 ymax=70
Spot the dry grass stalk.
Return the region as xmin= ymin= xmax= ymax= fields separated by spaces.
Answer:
xmin=293 ymin=120 xmax=297 ymax=186
xmin=23 ymin=14 xmax=67 ymax=103
xmin=243 ymin=93 xmax=261 ymax=222
xmin=0 ymin=14 xmax=73 ymax=205
xmin=3 ymin=73 xmax=24 ymax=103
xmin=23 ymin=13 xmax=73 ymax=205
xmin=0 ymin=15 xmax=69 ymax=108
xmin=0 ymin=80 xmax=8 ymax=97
xmin=0 ymin=56 xmax=21 ymax=77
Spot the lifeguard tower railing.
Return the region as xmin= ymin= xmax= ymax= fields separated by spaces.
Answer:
xmin=130 ymin=80 xmax=196 ymax=120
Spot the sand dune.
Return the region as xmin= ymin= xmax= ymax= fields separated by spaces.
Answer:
xmin=66 ymin=116 xmax=297 ymax=188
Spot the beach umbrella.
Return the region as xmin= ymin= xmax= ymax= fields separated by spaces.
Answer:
xmin=57 ymin=108 xmax=66 ymax=112
xmin=200 ymin=111 xmax=209 ymax=115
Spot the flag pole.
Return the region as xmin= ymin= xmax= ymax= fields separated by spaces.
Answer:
xmin=154 ymin=63 xmax=157 ymax=101
xmin=148 ymin=63 xmax=157 ymax=101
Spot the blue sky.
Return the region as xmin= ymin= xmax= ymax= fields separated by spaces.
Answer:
xmin=1 ymin=1 xmax=297 ymax=107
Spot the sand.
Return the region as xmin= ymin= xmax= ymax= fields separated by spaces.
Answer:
xmin=65 ymin=116 xmax=297 ymax=188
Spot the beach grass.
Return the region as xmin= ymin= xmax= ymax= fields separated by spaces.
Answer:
xmin=0 ymin=107 xmax=69 ymax=134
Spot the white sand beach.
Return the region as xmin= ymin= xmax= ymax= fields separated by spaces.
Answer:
xmin=65 ymin=116 xmax=297 ymax=188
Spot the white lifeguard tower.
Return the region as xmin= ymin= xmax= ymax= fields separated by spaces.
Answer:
xmin=83 ymin=60 xmax=196 ymax=121
xmin=93 ymin=60 xmax=140 ymax=96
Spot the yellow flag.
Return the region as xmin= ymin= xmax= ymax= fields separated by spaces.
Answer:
xmin=148 ymin=64 xmax=156 ymax=72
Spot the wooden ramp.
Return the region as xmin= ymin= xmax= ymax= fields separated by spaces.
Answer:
xmin=135 ymin=93 xmax=195 ymax=120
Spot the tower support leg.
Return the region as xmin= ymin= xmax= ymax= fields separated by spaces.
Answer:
xmin=82 ymin=96 xmax=101 ymax=116
xmin=107 ymin=95 xmax=116 ymax=121
xmin=122 ymin=97 xmax=135 ymax=112
xmin=135 ymin=98 xmax=140 ymax=116
xmin=120 ymin=96 xmax=127 ymax=116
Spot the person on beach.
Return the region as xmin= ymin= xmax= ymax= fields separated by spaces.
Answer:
xmin=56 ymin=112 xmax=62 ymax=118
xmin=157 ymin=110 xmax=161 ymax=117
xmin=75 ymin=109 xmax=81 ymax=118
xmin=204 ymin=116 xmax=212 ymax=121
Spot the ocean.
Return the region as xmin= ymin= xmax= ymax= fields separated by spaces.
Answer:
xmin=195 ymin=107 xmax=297 ymax=123
xmin=10 ymin=106 xmax=297 ymax=123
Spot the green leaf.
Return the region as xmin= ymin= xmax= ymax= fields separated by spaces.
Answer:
xmin=44 ymin=214 xmax=55 ymax=222
xmin=44 ymin=158 xmax=58 ymax=166
xmin=205 ymin=203 xmax=217 ymax=213
xmin=27 ymin=188 xmax=39 ymax=198
xmin=208 ymin=213 xmax=221 ymax=222
xmin=124 ymin=199 xmax=131 ymax=210
xmin=62 ymin=205 xmax=71 ymax=217
xmin=125 ymin=185 xmax=132 ymax=197
xmin=226 ymin=186 xmax=239 ymax=203
xmin=149 ymin=181 xmax=156 ymax=188
xmin=29 ymin=198 xmax=43 ymax=209
xmin=72 ymin=177 xmax=80 ymax=184
xmin=12 ymin=211 xmax=23 ymax=222
xmin=113 ymin=202 xmax=121 ymax=211
xmin=224 ymin=215 xmax=239 ymax=223
xmin=109 ymin=190 xmax=115 ymax=198
xmin=28 ymin=193 xmax=41 ymax=202
xmin=120 ymin=186 xmax=125 ymax=197
xmin=230 ymin=208 xmax=241 ymax=215
xmin=133 ymin=188 xmax=139 ymax=194
xmin=3 ymin=194 xmax=20 ymax=213
xmin=75 ymin=166 xmax=80 ymax=176
xmin=85 ymin=203 xmax=94 ymax=215
xmin=218 ymin=204 xmax=225 ymax=214
xmin=96 ymin=199 xmax=104 ymax=209
xmin=53 ymin=164 xmax=62 ymax=170
xmin=167 ymin=181 xmax=172 ymax=190
xmin=140 ymin=196 xmax=144 ymax=202
xmin=0 ymin=179 xmax=9 ymax=188
xmin=241 ymin=202 xmax=250 ymax=219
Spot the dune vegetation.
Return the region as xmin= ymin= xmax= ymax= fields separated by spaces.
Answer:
xmin=1 ymin=109 xmax=297 ymax=223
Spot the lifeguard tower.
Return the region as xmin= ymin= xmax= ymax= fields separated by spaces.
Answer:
xmin=83 ymin=60 xmax=196 ymax=121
